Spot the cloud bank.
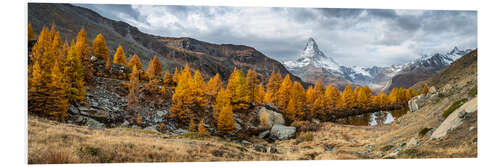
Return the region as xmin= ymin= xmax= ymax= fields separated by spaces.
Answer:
xmin=75 ymin=4 xmax=477 ymax=67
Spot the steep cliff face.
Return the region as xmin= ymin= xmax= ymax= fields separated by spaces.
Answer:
xmin=28 ymin=3 xmax=302 ymax=83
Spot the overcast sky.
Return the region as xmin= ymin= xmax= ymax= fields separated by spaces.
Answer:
xmin=74 ymin=4 xmax=477 ymax=67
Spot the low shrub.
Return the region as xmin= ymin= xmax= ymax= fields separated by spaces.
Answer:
xmin=380 ymin=145 xmax=394 ymax=152
xmin=295 ymin=132 xmax=314 ymax=144
xmin=418 ymin=127 xmax=433 ymax=137
xmin=291 ymin=120 xmax=320 ymax=132
xmin=468 ymin=86 xmax=477 ymax=97
xmin=442 ymin=98 xmax=468 ymax=118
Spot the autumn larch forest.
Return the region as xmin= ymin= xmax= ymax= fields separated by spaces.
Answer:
xmin=28 ymin=23 xmax=428 ymax=136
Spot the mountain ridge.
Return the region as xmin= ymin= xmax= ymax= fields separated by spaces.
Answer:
xmin=283 ymin=37 xmax=474 ymax=91
xmin=28 ymin=3 xmax=303 ymax=83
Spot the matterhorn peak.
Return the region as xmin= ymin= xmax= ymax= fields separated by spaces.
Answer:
xmin=284 ymin=37 xmax=340 ymax=70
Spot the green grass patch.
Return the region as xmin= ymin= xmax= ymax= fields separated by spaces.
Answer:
xmin=302 ymin=146 xmax=313 ymax=149
xmin=442 ymin=98 xmax=468 ymax=118
xmin=380 ymin=145 xmax=394 ymax=152
xmin=400 ymin=148 xmax=428 ymax=158
xmin=468 ymin=86 xmax=477 ymax=97
xmin=295 ymin=132 xmax=314 ymax=144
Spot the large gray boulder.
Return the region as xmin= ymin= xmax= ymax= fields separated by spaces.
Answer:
xmin=258 ymin=107 xmax=285 ymax=127
xmin=431 ymin=97 xmax=477 ymax=139
xmin=408 ymin=94 xmax=425 ymax=112
xmin=269 ymin=124 xmax=296 ymax=140
xmin=86 ymin=117 xmax=105 ymax=129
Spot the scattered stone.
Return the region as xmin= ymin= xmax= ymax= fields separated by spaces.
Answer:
xmin=253 ymin=145 xmax=267 ymax=153
xmin=388 ymin=148 xmax=402 ymax=157
xmin=173 ymin=128 xmax=188 ymax=134
xmin=429 ymin=86 xmax=437 ymax=94
xmin=408 ymin=138 xmax=419 ymax=147
xmin=90 ymin=56 xmax=97 ymax=62
xmin=458 ymin=110 xmax=471 ymax=119
xmin=121 ymin=120 xmax=130 ymax=127
xmin=258 ymin=130 xmax=270 ymax=139
xmin=68 ymin=105 xmax=80 ymax=115
xmin=144 ymin=125 xmax=159 ymax=133
xmin=74 ymin=116 xmax=85 ymax=124
xmin=269 ymin=146 xmax=278 ymax=153
xmin=425 ymin=129 xmax=434 ymax=137
xmin=408 ymin=94 xmax=425 ymax=112
xmin=469 ymin=126 xmax=476 ymax=131
xmin=86 ymin=117 xmax=105 ymax=129
xmin=240 ymin=140 xmax=251 ymax=146
xmin=324 ymin=145 xmax=334 ymax=152
xmin=211 ymin=150 xmax=224 ymax=157
xmin=269 ymin=124 xmax=296 ymax=140
xmin=311 ymin=118 xmax=320 ymax=125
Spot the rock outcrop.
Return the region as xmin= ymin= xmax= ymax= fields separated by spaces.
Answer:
xmin=269 ymin=124 xmax=296 ymax=140
xmin=431 ymin=97 xmax=477 ymax=139
xmin=258 ymin=107 xmax=285 ymax=127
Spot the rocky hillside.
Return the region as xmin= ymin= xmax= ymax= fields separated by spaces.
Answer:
xmin=382 ymin=47 xmax=474 ymax=92
xmin=28 ymin=3 xmax=302 ymax=83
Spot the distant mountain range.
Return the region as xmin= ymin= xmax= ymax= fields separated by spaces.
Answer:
xmin=284 ymin=37 xmax=473 ymax=91
xmin=28 ymin=3 xmax=303 ymax=84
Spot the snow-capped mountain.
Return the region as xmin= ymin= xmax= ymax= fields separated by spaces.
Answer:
xmin=285 ymin=38 xmax=341 ymax=71
xmin=283 ymin=37 xmax=473 ymax=91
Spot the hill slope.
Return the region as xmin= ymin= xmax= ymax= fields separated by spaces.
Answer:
xmin=28 ymin=3 xmax=302 ymax=82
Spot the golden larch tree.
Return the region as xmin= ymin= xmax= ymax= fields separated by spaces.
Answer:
xmin=264 ymin=70 xmax=282 ymax=104
xmin=255 ymin=84 xmax=266 ymax=104
xmin=146 ymin=56 xmax=162 ymax=79
xmin=341 ymin=84 xmax=356 ymax=109
xmin=189 ymin=119 xmax=197 ymax=132
xmin=28 ymin=23 xmax=36 ymax=41
xmin=127 ymin=53 xmax=143 ymax=71
xmin=91 ymin=33 xmax=109 ymax=61
xmin=113 ymin=45 xmax=127 ymax=65
xmin=64 ymin=43 xmax=86 ymax=104
xmin=205 ymin=73 xmax=223 ymax=103
xmin=198 ymin=120 xmax=210 ymax=135
xmin=226 ymin=68 xmax=249 ymax=110
xmin=246 ymin=69 xmax=259 ymax=104
xmin=213 ymin=88 xmax=230 ymax=120
xmin=47 ymin=60 xmax=69 ymax=121
xmin=217 ymin=104 xmax=236 ymax=135
xmin=277 ymin=74 xmax=293 ymax=110
xmin=127 ymin=65 xmax=140 ymax=117
xmin=163 ymin=69 xmax=175 ymax=87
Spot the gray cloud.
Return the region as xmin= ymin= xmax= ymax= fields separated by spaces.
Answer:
xmin=73 ymin=4 xmax=477 ymax=67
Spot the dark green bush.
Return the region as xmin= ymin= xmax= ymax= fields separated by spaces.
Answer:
xmin=380 ymin=145 xmax=394 ymax=152
xmin=442 ymin=98 xmax=468 ymax=118
xmin=468 ymin=86 xmax=477 ymax=97
xmin=418 ymin=127 xmax=432 ymax=137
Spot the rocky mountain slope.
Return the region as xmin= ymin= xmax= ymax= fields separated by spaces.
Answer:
xmin=284 ymin=37 xmax=473 ymax=91
xmin=28 ymin=3 xmax=302 ymax=83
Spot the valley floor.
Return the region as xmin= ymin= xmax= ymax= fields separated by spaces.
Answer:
xmin=28 ymin=94 xmax=477 ymax=164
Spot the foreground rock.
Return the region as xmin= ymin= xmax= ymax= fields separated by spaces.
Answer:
xmin=408 ymin=94 xmax=425 ymax=112
xmin=269 ymin=124 xmax=296 ymax=140
xmin=431 ymin=97 xmax=477 ymax=139
xmin=258 ymin=107 xmax=285 ymax=127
